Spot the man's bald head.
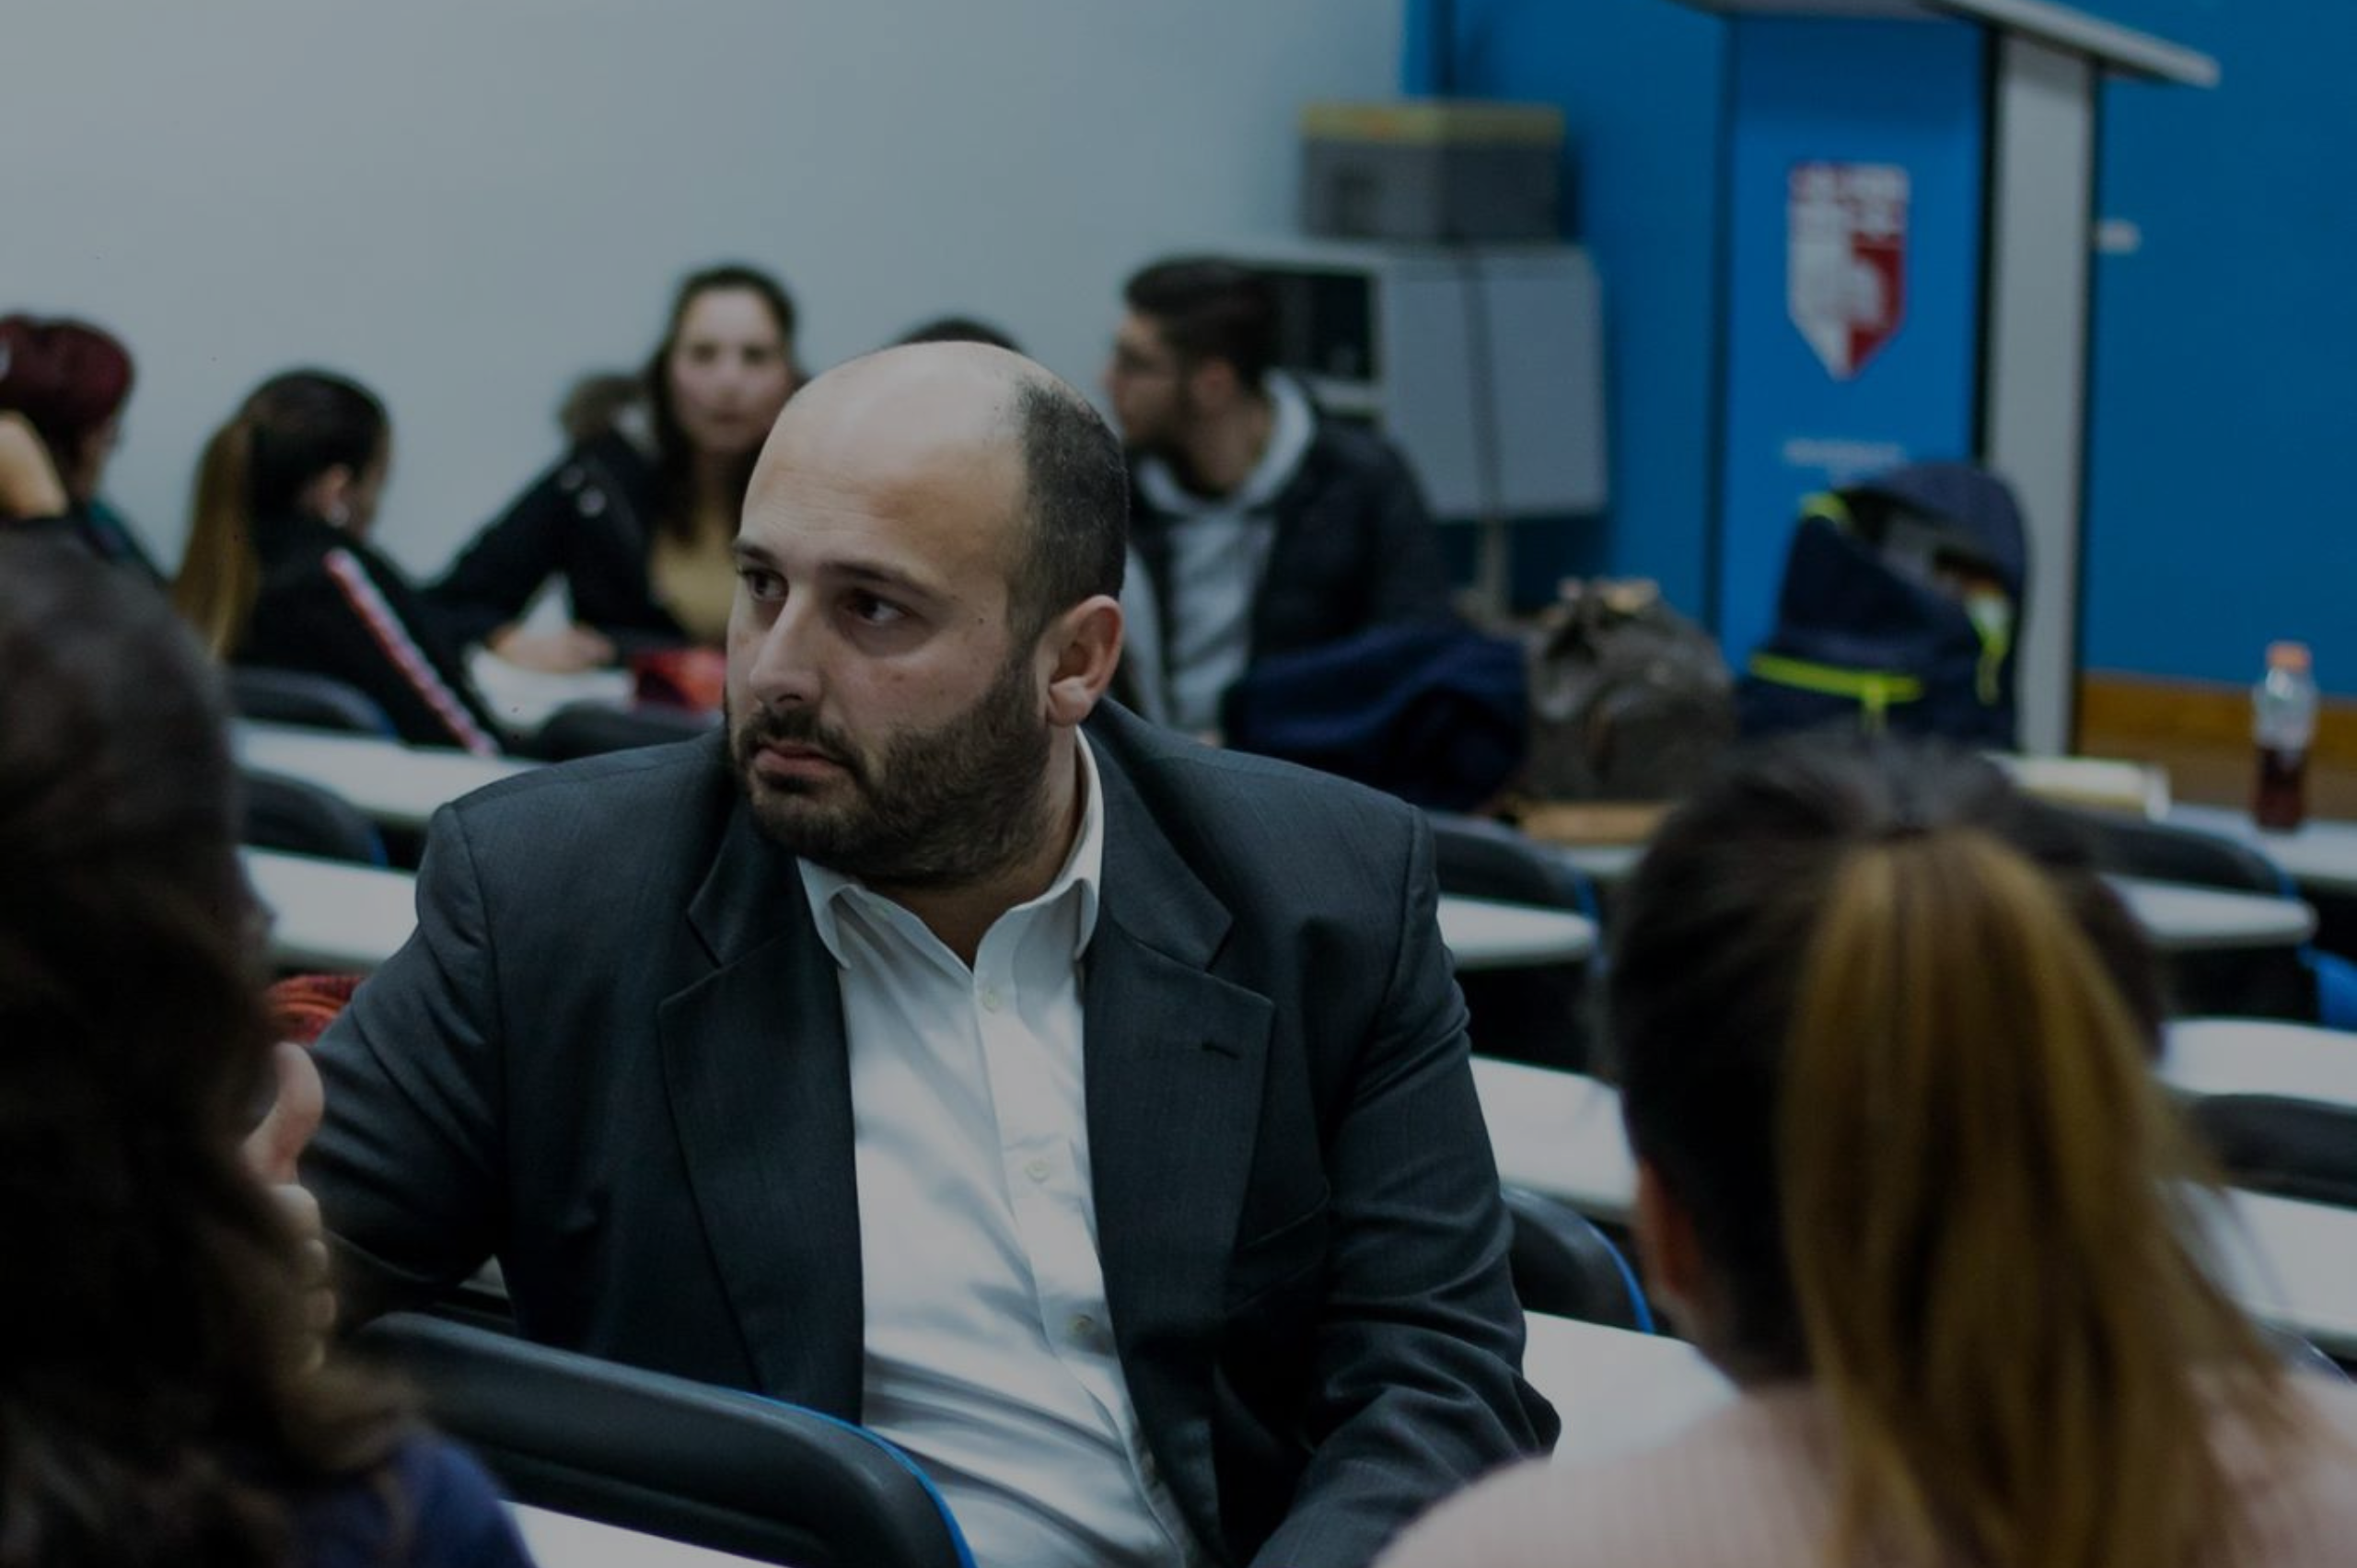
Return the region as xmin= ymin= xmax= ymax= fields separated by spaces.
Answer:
xmin=751 ymin=343 xmax=1127 ymax=641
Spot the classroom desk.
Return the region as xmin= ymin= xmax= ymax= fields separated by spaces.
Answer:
xmin=234 ymin=721 xmax=537 ymax=832
xmin=2164 ymin=1017 xmax=2357 ymax=1109
xmin=1521 ymin=1311 xmax=1734 ymax=1463
xmin=1472 ymin=1057 xmax=1636 ymax=1223
xmin=2110 ymin=876 xmax=2316 ymax=952
xmin=247 ymin=852 xmax=1596 ymax=981
xmin=1475 ymin=1055 xmax=2357 ymax=1358
xmin=2168 ymin=802 xmax=2357 ymax=897
xmin=1439 ymin=898 xmax=1597 ymax=970
xmin=245 ymin=849 xmax=418 ymax=974
xmin=509 ymin=1504 xmax=770 ymax=1567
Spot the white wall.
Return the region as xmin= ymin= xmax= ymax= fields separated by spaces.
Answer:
xmin=4 ymin=0 xmax=1403 ymax=575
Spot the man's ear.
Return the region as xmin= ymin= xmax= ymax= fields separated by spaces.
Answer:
xmin=1186 ymin=355 xmax=1241 ymax=412
xmin=1631 ymin=1158 xmax=1707 ymax=1334
xmin=1040 ymin=594 xmax=1123 ymax=727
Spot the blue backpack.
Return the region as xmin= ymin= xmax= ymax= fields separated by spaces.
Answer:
xmin=1736 ymin=462 xmax=2026 ymax=749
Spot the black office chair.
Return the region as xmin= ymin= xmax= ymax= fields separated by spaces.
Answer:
xmin=2183 ymin=1093 xmax=2357 ymax=1210
xmin=229 ymin=665 xmax=398 ymax=737
xmin=1426 ymin=811 xmax=1600 ymax=1072
xmin=239 ymin=768 xmax=388 ymax=866
xmin=2260 ymin=1324 xmax=2352 ymax=1384
xmin=1502 ymin=1186 xmax=1653 ymax=1332
xmin=356 ymin=1313 xmax=972 ymax=1568
xmin=2067 ymin=808 xmax=2320 ymax=1020
xmin=526 ymin=701 xmax=715 ymax=761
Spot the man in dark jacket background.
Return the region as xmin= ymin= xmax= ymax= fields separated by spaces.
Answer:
xmin=1103 ymin=258 xmax=1455 ymax=734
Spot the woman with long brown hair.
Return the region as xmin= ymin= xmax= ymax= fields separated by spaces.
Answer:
xmin=1384 ymin=736 xmax=2357 ymax=1568
xmin=428 ymin=261 xmax=799 ymax=671
xmin=0 ymin=533 xmax=531 ymax=1565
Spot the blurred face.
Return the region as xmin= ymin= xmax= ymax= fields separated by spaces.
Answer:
xmin=343 ymin=441 xmax=391 ymax=540
xmin=726 ymin=366 xmax=1056 ymax=888
xmin=666 ymin=286 xmax=796 ymax=460
xmin=1101 ymin=311 xmax=1191 ymax=454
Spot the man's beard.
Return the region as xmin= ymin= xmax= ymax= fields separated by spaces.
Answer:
xmin=729 ymin=647 xmax=1056 ymax=889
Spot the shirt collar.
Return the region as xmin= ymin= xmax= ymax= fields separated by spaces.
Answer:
xmin=798 ymin=729 xmax=1105 ymax=967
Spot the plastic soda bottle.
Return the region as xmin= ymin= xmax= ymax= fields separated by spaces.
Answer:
xmin=2252 ymin=640 xmax=2317 ymax=831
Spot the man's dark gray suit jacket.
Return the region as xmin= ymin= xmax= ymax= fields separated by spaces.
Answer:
xmin=306 ymin=700 xmax=1560 ymax=1567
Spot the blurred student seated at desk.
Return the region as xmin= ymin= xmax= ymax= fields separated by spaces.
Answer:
xmin=1102 ymin=258 xmax=1454 ymax=734
xmin=289 ymin=342 xmax=1555 ymax=1568
xmin=0 ymin=534 xmax=530 ymax=1568
xmin=1384 ymin=736 xmax=2357 ymax=1568
xmin=429 ymin=262 xmax=800 ymax=673
xmin=173 ymin=370 xmax=505 ymax=755
xmin=0 ymin=312 xmax=162 ymax=577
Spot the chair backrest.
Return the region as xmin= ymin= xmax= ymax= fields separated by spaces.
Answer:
xmin=1426 ymin=813 xmax=1598 ymax=1071
xmin=1502 ymin=1186 xmax=1654 ymax=1333
xmin=357 ymin=1313 xmax=972 ymax=1568
xmin=2065 ymin=808 xmax=2317 ymax=1021
xmin=2184 ymin=1094 xmax=2357 ymax=1209
xmin=229 ymin=665 xmax=398 ymax=737
xmin=239 ymin=769 xmax=388 ymax=866
xmin=528 ymin=701 xmax=714 ymax=761
xmin=2073 ymin=811 xmax=2291 ymax=897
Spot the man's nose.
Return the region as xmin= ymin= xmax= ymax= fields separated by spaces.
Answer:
xmin=746 ymin=598 xmax=823 ymax=707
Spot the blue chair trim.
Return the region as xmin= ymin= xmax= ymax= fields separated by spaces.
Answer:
xmin=1602 ymin=1236 xmax=1656 ymax=1336
xmin=748 ymin=1398 xmax=977 ymax=1568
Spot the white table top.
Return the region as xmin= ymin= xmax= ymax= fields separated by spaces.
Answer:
xmin=2164 ymin=1016 xmax=2357 ymax=1109
xmin=2105 ymin=875 xmax=2315 ymax=952
xmin=1439 ymin=896 xmax=1597 ymax=970
xmin=245 ymin=849 xmax=416 ymax=973
xmin=234 ymin=721 xmax=537 ymax=832
xmin=2169 ymin=802 xmax=2357 ymax=896
xmin=1473 ymin=1057 xmax=1636 ymax=1222
xmin=249 ymin=852 xmax=1596 ymax=981
xmin=1475 ymin=1054 xmax=2357 ymax=1358
xmin=509 ymin=1504 xmax=770 ymax=1567
xmin=1521 ymin=1311 xmax=1733 ymax=1463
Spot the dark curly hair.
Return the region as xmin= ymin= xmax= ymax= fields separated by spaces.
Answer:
xmin=0 ymin=534 xmax=409 ymax=1565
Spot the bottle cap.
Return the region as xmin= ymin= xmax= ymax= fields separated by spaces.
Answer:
xmin=2268 ymin=640 xmax=2312 ymax=672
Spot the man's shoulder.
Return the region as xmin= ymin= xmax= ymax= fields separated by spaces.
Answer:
xmin=1089 ymin=702 xmax=1420 ymax=857
xmin=447 ymin=731 xmax=727 ymax=846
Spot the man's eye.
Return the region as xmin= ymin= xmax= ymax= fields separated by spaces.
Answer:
xmin=848 ymin=591 xmax=907 ymax=627
xmin=737 ymin=567 xmax=784 ymax=601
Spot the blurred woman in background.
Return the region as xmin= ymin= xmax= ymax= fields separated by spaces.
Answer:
xmin=429 ymin=261 xmax=800 ymax=670
xmin=0 ymin=533 xmax=531 ymax=1566
xmin=1383 ymin=736 xmax=2357 ymax=1568
xmin=174 ymin=369 xmax=505 ymax=753
xmin=0 ymin=311 xmax=159 ymax=575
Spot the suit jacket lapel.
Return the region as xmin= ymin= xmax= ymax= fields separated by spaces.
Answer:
xmin=657 ymin=803 xmax=865 ymax=1416
xmin=1086 ymin=741 xmax=1273 ymax=1519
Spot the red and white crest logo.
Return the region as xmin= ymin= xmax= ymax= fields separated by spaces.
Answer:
xmin=1787 ymin=161 xmax=1909 ymax=381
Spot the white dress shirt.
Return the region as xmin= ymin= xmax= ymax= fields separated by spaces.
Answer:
xmin=797 ymin=736 xmax=1206 ymax=1568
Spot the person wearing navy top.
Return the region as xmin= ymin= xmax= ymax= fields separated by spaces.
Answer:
xmin=0 ymin=533 xmax=530 ymax=1568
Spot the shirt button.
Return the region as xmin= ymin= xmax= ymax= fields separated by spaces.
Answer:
xmin=980 ymin=985 xmax=1002 ymax=1012
xmin=1025 ymin=1157 xmax=1052 ymax=1183
xmin=1070 ymin=1314 xmax=1097 ymax=1342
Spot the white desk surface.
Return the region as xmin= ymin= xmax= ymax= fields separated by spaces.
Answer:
xmin=245 ymin=849 xmax=416 ymax=973
xmin=234 ymin=721 xmax=537 ymax=832
xmin=2109 ymin=876 xmax=2313 ymax=952
xmin=509 ymin=1504 xmax=770 ymax=1568
xmin=1473 ymin=1057 xmax=1636 ymax=1223
xmin=1521 ymin=1312 xmax=1733 ymax=1464
xmin=1476 ymin=1055 xmax=2357 ymax=1358
xmin=1439 ymin=896 xmax=1597 ymax=970
xmin=2168 ymin=802 xmax=2357 ymax=897
xmin=2164 ymin=1017 xmax=2357 ymax=1109
xmin=470 ymin=648 xmax=638 ymax=739
xmin=250 ymin=855 xmax=1596 ymax=981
